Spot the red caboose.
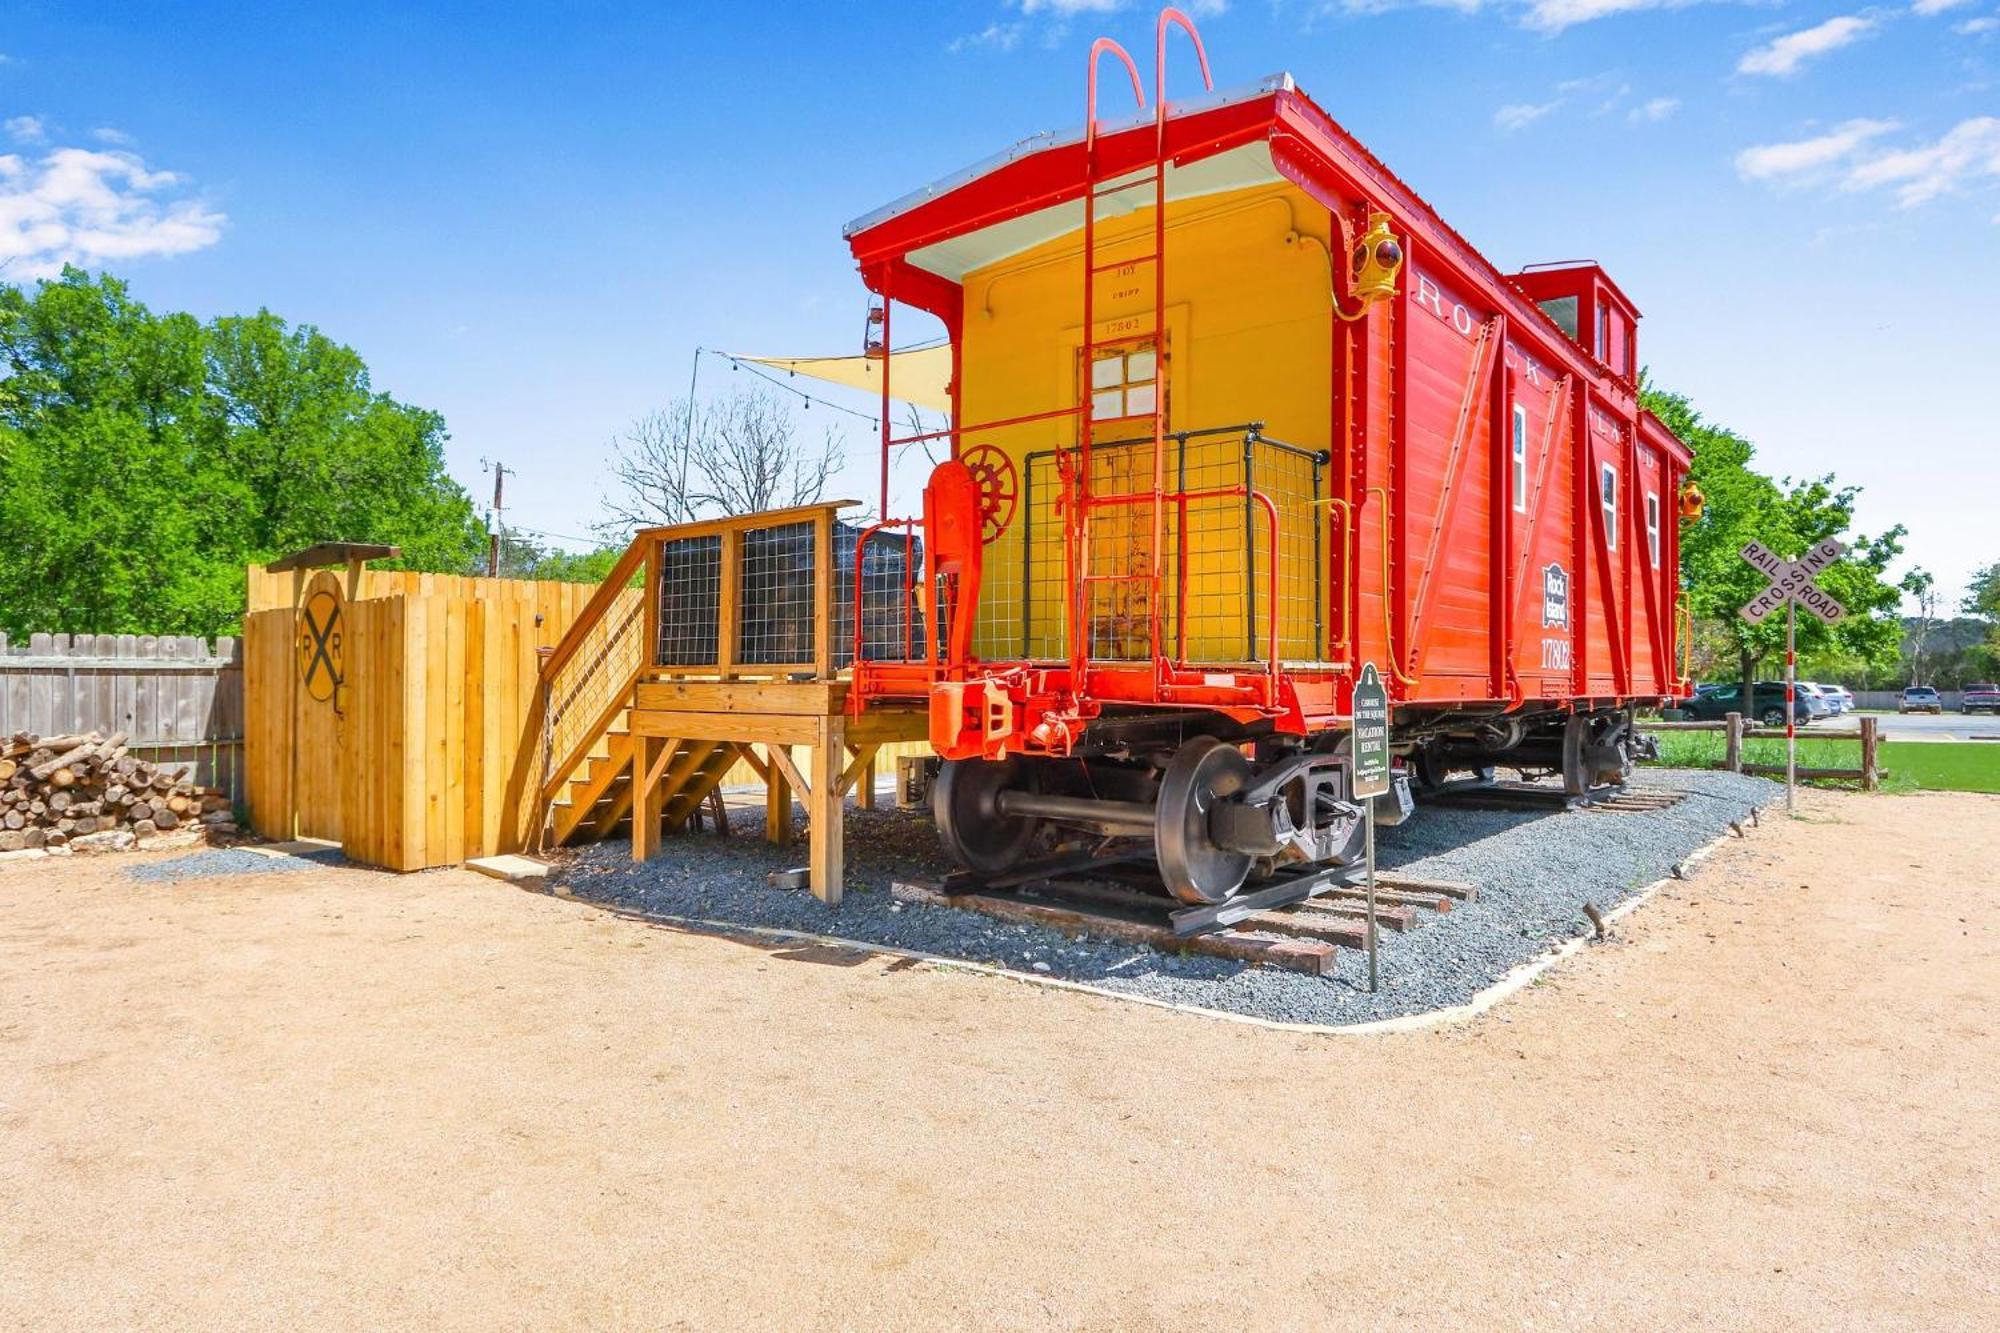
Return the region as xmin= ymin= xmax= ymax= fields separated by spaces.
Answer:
xmin=843 ymin=9 xmax=1693 ymax=906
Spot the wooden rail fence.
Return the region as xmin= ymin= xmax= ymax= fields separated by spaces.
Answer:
xmin=0 ymin=632 xmax=244 ymax=798
xmin=1642 ymin=712 xmax=1882 ymax=790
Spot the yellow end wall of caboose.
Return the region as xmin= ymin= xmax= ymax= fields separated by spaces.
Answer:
xmin=954 ymin=180 xmax=1336 ymax=665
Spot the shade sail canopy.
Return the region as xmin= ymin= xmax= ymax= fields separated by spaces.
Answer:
xmin=740 ymin=344 xmax=952 ymax=416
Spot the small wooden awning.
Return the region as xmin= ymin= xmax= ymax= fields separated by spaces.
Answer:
xmin=265 ymin=542 xmax=401 ymax=573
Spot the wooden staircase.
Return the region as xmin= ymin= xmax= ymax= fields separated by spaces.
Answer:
xmin=547 ymin=710 xmax=753 ymax=847
xmin=548 ymin=709 xmax=637 ymax=846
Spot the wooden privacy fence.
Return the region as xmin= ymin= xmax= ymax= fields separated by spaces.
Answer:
xmin=1642 ymin=713 xmax=1882 ymax=789
xmin=243 ymin=557 xmax=596 ymax=869
xmin=0 ymin=632 xmax=244 ymax=797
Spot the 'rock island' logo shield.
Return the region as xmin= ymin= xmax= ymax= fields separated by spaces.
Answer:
xmin=1542 ymin=563 xmax=1570 ymax=630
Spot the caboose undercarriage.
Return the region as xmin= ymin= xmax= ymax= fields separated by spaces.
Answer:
xmin=932 ymin=703 xmax=1651 ymax=906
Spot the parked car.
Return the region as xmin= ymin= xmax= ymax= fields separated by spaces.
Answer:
xmin=1824 ymin=684 xmax=1855 ymax=711
xmin=1798 ymin=681 xmax=1844 ymax=715
xmin=1962 ymin=682 xmax=2000 ymax=715
xmin=1900 ymin=685 xmax=1944 ymax=714
xmin=1680 ymin=681 xmax=1819 ymax=727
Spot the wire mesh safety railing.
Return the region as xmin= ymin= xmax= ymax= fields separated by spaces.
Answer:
xmin=979 ymin=428 xmax=1326 ymax=666
xmin=648 ymin=509 xmax=928 ymax=677
xmin=541 ymin=581 xmax=645 ymax=801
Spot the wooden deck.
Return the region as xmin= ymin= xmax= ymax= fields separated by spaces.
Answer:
xmin=536 ymin=502 xmax=933 ymax=904
xmin=626 ymin=679 xmax=926 ymax=902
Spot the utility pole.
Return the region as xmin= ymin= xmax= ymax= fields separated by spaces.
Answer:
xmin=482 ymin=459 xmax=515 ymax=578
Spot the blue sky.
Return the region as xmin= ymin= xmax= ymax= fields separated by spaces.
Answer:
xmin=3 ymin=1 xmax=1995 ymax=603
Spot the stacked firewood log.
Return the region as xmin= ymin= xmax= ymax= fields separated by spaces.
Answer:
xmin=0 ymin=730 xmax=237 ymax=852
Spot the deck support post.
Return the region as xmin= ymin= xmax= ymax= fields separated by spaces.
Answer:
xmin=856 ymin=749 xmax=877 ymax=810
xmin=810 ymin=714 xmax=845 ymax=905
xmin=765 ymin=744 xmax=793 ymax=847
xmin=632 ymin=735 xmax=665 ymax=861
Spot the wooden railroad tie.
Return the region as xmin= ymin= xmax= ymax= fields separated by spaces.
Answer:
xmin=898 ymin=859 xmax=1475 ymax=979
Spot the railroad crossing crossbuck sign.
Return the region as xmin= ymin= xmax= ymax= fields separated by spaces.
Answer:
xmin=1738 ymin=538 xmax=1847 ymax=626
xmin=296 ymin=586 xmax=345 ymax=703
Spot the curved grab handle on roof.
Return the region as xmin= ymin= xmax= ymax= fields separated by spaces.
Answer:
xmin=1085 ymin=38 xmax=1146 ymax=152
xmin=1155 ymin=6 xmax=1214 ymax=132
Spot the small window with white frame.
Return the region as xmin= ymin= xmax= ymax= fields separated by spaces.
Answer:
xmin=1511 ymin=404 xmax=1528 ymax=513
xmin=1600 ymin=463 xmax=1618 ymax=550
xmin=1645 ymin=491 xmax=1661 ymax=568
xmin=1086 ymin=342 xmax=1159 ymax=423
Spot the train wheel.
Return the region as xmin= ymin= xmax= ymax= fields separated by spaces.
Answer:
xmin=933 ymin=757 xmax=1041 ymax=875
xmin=1562 ymin=713 xmax=1592 ymax=797
xmin=1155 ymin=736 xmax=1254 ymax=906
xmin=1563 ymin=710 xmax=1636 ymax=797
xmin=1412 ymin=743 xmax=1450 ymax=792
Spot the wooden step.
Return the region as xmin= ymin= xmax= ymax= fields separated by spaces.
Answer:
xmin=553 ymin=730 xmax=635 ymax=844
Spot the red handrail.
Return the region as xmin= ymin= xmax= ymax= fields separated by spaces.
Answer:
xmin=850 ymin=518 xmax=931 ymax=677
xmin=1086 ymin=39 xmax=1145 ymax=149
xmin=886 ymin=403 xmax=1084 ymax=450
xmin=1154 ymin=8 xmax=1214 ymax=130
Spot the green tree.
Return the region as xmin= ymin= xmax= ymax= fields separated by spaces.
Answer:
xmin=1965 ymin=562 xmax=2000 ymax=676
xmin=492 ymin=530 xmax=625 ymax=583
xmin=0 ymin=268 xmax=486 ymax=637
xmin=1643 ymin=382 xmax=1907 ymax=700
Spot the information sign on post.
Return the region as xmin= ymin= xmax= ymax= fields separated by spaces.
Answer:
xmin=1351 ymin=663 xmax=1392 ymax=992
xmin=1737 ymin=539 xmax=1846 ymax=815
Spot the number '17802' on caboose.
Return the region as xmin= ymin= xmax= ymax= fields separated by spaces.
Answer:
xmin=842 ymin=9 xmax=1697 ymax=908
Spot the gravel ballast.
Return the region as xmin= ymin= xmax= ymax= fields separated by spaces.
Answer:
xmin=549 ymin=768 xmax=1780 ymax=1025
xmin=127 ymin=846 xmax=342 ymax=885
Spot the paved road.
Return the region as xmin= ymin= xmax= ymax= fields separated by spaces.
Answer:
xmin=1844 ymin=709 xmax=2000 ymax=742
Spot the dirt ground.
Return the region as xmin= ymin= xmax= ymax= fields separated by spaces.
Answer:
xmin=2 ymin=791 xmax=1994 ymax=1331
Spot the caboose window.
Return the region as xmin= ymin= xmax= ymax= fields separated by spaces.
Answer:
xmin=1511 ymin=405 xmax=1528 ymax=513
xmin=1087 ymin=344 xmax=1159 ymax=422
xmin=1601 ymin=464 xmax=1619 ymax=549
xmin=1596 ymin=305 xmax=1610 ymax=361
xmin=1539 ymin=295 xmax=1578 ymax=339
xmin=1645 ymin=492 xmax=1661 ymax=567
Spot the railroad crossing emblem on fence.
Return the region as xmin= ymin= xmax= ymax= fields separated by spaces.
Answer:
xmin=1738 ymin=538 xmax=1847 ymax=626
xmin=296 ymin=585 xmax=345 ymax=703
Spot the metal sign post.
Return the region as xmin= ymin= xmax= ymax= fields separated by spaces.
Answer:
xmin=1351 ymin=663 xmax=1392 ymax=993
xmin=1737 ymin=538 xmax=1847 ymax=817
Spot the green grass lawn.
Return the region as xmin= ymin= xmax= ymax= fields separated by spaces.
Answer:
xmin=1650 ymin=731 xmax=2000 ymax=794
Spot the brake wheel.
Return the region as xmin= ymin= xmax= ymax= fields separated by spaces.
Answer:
xmin=959 ymin=444 xmax=1018 ymax=544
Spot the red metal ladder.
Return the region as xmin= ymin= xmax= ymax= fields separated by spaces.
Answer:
xmin=1070 ymin=10 xmax=1212 ymax=679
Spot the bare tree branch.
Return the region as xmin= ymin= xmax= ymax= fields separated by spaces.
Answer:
xmin=597 ymin=388 xmax=844 ymax=537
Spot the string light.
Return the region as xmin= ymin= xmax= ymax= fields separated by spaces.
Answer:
xmin=697 ymin=346 xmax=883 ymax=429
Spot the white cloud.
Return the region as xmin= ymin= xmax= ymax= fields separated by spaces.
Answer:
xmin=1911 ymin=0 xmax=1974 ymax=13
xmin=1018 ymin=0 xmax=1228 ymax=12
xmin=1738 ymin=117 xmax=2000 ymax=215
xmin=1323 ymin=0 xmax=1732 ymax=35
xmin=1630 ymin=96 xmax=1681 ymax=123
xmin=1018 ymin=0 xmax=1128 ymax=12
xmin=1841 ymin=116 xmax=2000 ymax=205
xmin=1738 ymin=16 xmax=1878 ymax=77
xmin=1956 ymin=15 xmax=1999 ymax=32
xmin=1734 ymin=118 xmax=1898 ymax=181
xmin=1494 ymin=100 xmax=1560 ymax=130
xmin=0 ymin=146 xmax=225 ymax=280
xmin=950 ymin=22 xmax=1024 ymax=52
xmin=5 ymin=115 xmax=47 ymax=144
xmin=90 ymin=127 xmax=135 ymax=146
